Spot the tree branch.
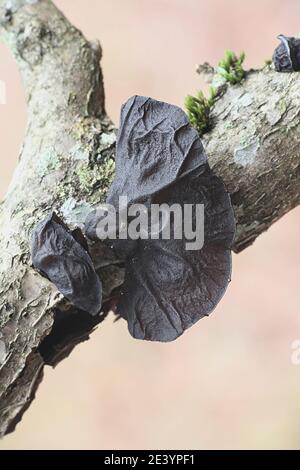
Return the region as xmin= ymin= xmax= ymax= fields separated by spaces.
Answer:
xmin=0 ymin=0 xmax=299 ymax=437
xmin=202 ymin=68 xmax=300 ymax=252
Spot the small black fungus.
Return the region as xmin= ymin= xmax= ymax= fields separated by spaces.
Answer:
xmin=31 ymin=212 xmax=102 ymax=316
xmin=273 ymin=34 xmax=300 ymax=72
xmin=86 ymin=96 xmax=235 ymax=342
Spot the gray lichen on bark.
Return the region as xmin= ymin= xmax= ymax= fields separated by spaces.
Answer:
xmin=0 ymin=0 xmax=299 ymax=438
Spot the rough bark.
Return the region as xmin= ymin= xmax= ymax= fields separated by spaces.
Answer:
xmin=202 ymin=69 xmax=300 ymax=252
xmin=0 ymin=0 xmax=299 ymax=437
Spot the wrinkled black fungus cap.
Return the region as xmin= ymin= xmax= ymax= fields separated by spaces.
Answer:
xmin=273 ymin=34 xmax=300 ymax=72
xmin=86 ymin=96 xmax=235 ymax=342
xmin=118 ymin=166 xmax=235 ymax=341
xmin=106 ymin=96 xmax=207 ymax=207
xmin=31 ymin=212 xmax=102 ymax=316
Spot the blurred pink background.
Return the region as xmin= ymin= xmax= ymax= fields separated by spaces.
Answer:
xmin=1 ymin=0 xmax=300 ymax=450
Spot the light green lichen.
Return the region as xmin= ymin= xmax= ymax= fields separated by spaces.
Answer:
xmin=239 ymin=126 xmax=257 ymax=147
xmin=223 ymin=120 xmax=236 ymax=131
xmin=56 ymin=182 xmax=73 ymax=201
xmin=76 ymin=158 xmax=115 ymax=204
xmin=100 ymin=132 xmax=116 ymax=147
xmin=36 ymin=150 xmax=61 ymax=177
xmin=234 ymin=137 xmax=260 ymax=167
xmin=278 ymin=98 xmax=288 ymax=114
xmin=60 ymin=197 xmax=92 ymax=226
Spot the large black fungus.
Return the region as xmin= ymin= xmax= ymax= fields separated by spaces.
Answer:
xmin=273 ymin=34 xmax=300 ymax=72
xmin=86 ymin=96 xmax=235 ymax=342
xmin=31 ymin=212 xmax=102 ymax=316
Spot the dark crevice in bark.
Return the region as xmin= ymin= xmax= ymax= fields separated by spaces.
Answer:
xmin=38 ymin=307 xmax=107 ymax=367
